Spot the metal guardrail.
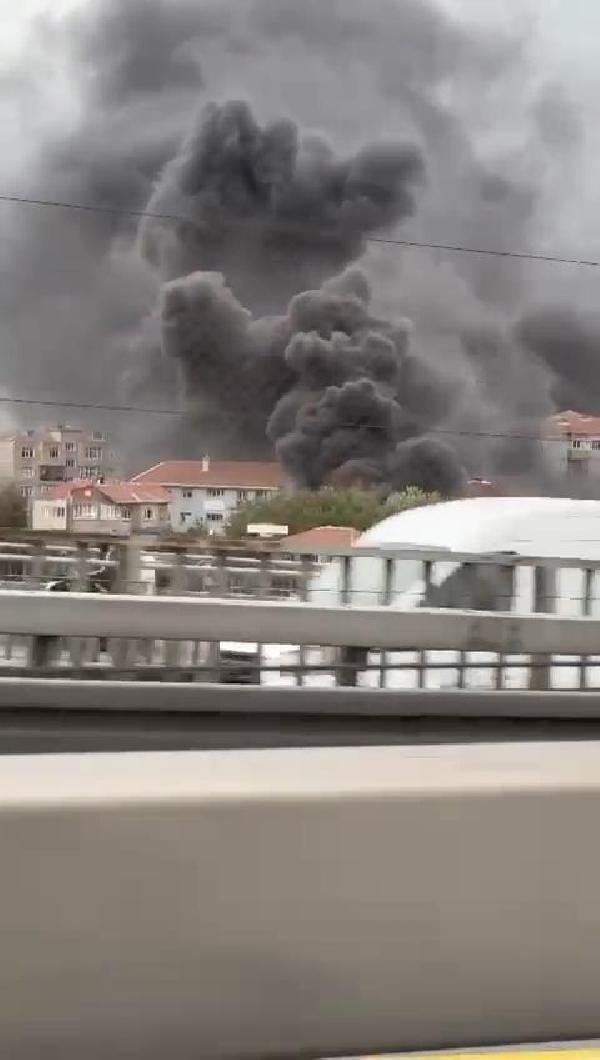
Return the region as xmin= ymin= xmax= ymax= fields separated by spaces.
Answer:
xmin=2 ymin=742 xmax=600 ymax=1057
xmin=0 ymin=591 xmax=594 ymax=650
xmin=4 ymin=533 xmax=600 ymax=606
xmin=0 ymin=592 xmax=597 ymax=689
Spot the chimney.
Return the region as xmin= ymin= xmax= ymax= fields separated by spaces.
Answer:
xmin=202 ymin=454 xmax=210 ymax=473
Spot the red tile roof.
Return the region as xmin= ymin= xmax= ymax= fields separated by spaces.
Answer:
xmin=132 ymin=460 xmax=284 ymax=489
xmin=48 ymin=481 xmax=169 ymax=504
xmin=281 ymin=526 xmax=360 ymax=552
xmin=545 ymin=410 xmax=600 ymax=438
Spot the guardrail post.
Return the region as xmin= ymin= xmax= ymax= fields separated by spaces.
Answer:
xmin=212 ymin=551 xmax=228 ymax=597
xmin=340 ymin=554 xmax=353 ymax=606
xmin=115 ymin=537 xmax=143 ymax=595
xmin=162 ymin=555 xmax=186 ymax=673
xmin=338 ymin=555 xmax=367 ymax=685
xmin=580 ymin=568 xmax=594 ymax=689
xmin=338 ymin=645 xmax=368 ymax=688
xmin=530 ymin=565 xmax=557 ymax=691
xmin=494 ymin=564 xmax=516 ymax=689
xmin=29 ymin=542 xmax=50 ymax=668
xmin=30 ymin=541 xmax=44 ymax=590
xmin=379 ymin=558 xmax=394 ymax=688
xmin=297 ymin=557 xmax=312 ymax=686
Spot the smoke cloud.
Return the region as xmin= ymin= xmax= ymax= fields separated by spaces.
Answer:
xmin=516 ymin=308 xmax=600 ymax=415
xmin=142 ymin=99 xmax=424 ymax=311
xmin=0 ymin=0 xmax=597 ymax=491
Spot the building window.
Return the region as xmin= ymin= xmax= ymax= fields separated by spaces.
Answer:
xmin=254 ymin=490 xmax=271 ymax=500
xmin=66 ymin=458 xmax=75 ymax=468
xmin=56 ymin=506 xmax=66 ymax=518
xmin=121 ymin=507 xmax=131 ymax=519
xmin=207 ymin=512 xmax=223 ymax=523
xmin=21 ymin=447 xmax=34 ymax=459
xmin=143 ymin=507 xmax=154 ymax=521
xmin=592 ymin=441 xmax=600 ymax=451
xmin=180 ymin=512 xmax=192 ymax=523
xmin=73 ymin=504 xmax=96 ymax=519
xmin=65 ymin=441 xmax=76 ymax=453
xmin=86 ymin=446 xmax=102 ymax=460
xmin=92 ymin=431 xmax=104 ymax=441
xmin=48 ymin=446 xmax=60 ymax=459
xmin=572 ymin=439 xmax=583 ymax=449
xmin=21 ymin=467 xmax=33 ymax=479
xmin=237 ymin=490 xmax=249 ymax=502
xmin=20 ymin=486 xmax=33 ymax=498
xmin=182 ymin=489 xmax=193 ymax=499
xmin=80 ymin=467 xmax=99 ymax=480
xmin=100 ymin=504 xmax=120 ymax=521
xmin=207 ymin=488 xmax=224 ymax=498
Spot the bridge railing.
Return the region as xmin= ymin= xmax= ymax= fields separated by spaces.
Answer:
xmin=4 ymin=534 xmax=600 ymax=614
xmin=0 ymin=591 xmax=598 ymax=690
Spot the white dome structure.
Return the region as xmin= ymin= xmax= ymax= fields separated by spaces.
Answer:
xmin=307 ymin=497 xmax=600 ymax=614
xmin=358 ymin=496 xmax=600 ymax=559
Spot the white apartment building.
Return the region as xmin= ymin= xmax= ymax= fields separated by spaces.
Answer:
xmin=132 ymin=457 xmax=284 ymax=533
xmin=0 ymin=425 xmax=119 ymax=502
xmin=543 ymin=410 xmax=600 ymax=481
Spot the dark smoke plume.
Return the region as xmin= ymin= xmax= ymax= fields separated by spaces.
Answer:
xmin=516 ymin=309 xmax=600 ymax=414
xmin=141 ymin=99 xmax=424 ymax=311
xmin=159 ymin=246 xmax=467 ymax=491
xmin=1 ymin=0 xmax=594 ymax=491
xmin=150 ymin=100 xmax=471 ymax=493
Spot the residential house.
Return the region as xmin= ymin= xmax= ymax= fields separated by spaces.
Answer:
xmin=543 ymin=410 xmax=600 ymax=481
xmin=280 ymin=526 xmax=360 ymax=562
xmin=0 ymin=425 xmax=119 ymax=504
xmin=32 ymin=481 xmax=169 ymax=535
xmin=132 ymin=457 xmax=284 ymax=533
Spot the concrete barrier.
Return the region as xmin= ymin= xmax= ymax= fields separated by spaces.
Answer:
xmin=1 ymin=743 xmax=600 ymax=1058
xmin=1 ymin=591 xmax=600 ymax=654
xmin=2 ymin=679 xmax=600 ymax=717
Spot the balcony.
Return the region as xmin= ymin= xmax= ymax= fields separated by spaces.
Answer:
xmin=39 ymin=465 xmax=66 ymax=483
xmin=568 ymin=444 xmax=591 ymax=461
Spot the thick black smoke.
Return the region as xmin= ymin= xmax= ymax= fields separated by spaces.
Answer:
xmin=141 ymin=99 xmax=424 ymax=311
xmin=159 ymin=230 xmax=467 ymax=492
xmin=0 ymin=0 xmax=594 ymax=490
xmin=516 ymin=309 xmax=600 ymax=414
xmin=148 ymin=99 xmax=471 ymax=493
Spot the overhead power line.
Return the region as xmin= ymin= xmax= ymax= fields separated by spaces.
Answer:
xmin=368 ymin=235 xmax=600 ymax=268
xmin=0 ymin=393 xmax=568 ymax=443
xmin=0 ymin=192 xmax=585 ymax=444
xmin=1 ymin=191 xmax=599 ymax=268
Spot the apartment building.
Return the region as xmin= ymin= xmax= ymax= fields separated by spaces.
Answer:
xmin=132 ymin=457 xmax=284 ymax=533
xmin=543 ymin=410 xmax=600 ymax=480
xmin=31 ymin=481 xmax=169 ymax=535
xmin=0 ymin=425 xmax=119 ymax=502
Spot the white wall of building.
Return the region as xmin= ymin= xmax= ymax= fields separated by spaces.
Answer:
xmin=169 ymin=487 xmax=276 ymax=533
xmin=543 ymin=436 xmax=600 ymax=480
xmin=31 ymin=500 xmax=68 ymax=531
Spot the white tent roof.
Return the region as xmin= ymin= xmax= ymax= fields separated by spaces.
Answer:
xmin=358 ymin=496 xmax=600 ymax=560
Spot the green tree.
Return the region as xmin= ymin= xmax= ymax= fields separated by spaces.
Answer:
xmin=0 ymin=484 xmax=27 ymax=529
xmin=227 ymin=486 xmax=439 ymax=539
